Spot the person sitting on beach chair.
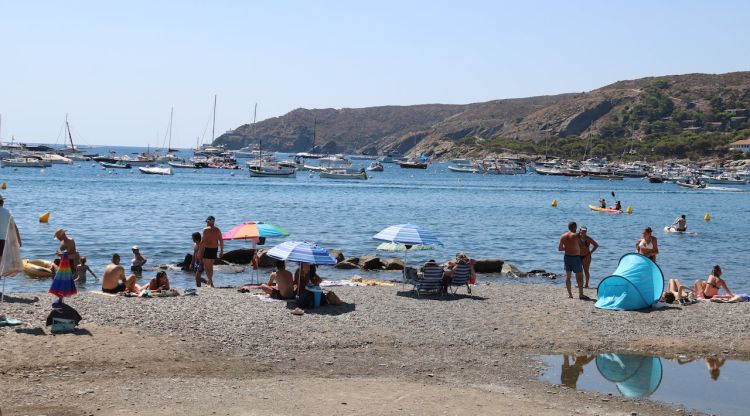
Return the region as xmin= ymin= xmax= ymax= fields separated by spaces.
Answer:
xmin=443 ymin=252 xmax=474 ymax=293
xmin=260 ymin=260 xmax=295 ymax=300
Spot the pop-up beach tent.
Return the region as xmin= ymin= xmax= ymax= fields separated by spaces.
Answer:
xmin=595 ymin=253 xmax=664 ymax=310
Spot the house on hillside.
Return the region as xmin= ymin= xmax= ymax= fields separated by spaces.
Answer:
xmin=730 ymin=116 xmax=748 ymax=128
xmin=705 ymin=122 xmax=724 ymax=131
xmin=729 ymin=139 xmax=750 ymax=154
xmin=726 ymin=109 xmax=748 ymax=116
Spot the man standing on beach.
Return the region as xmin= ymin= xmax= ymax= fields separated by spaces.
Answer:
xmin=199 ymin=216 xmax=223 ymax=288
xmin=558 ymin=221 xmax=589 ymax=300
xmin=0 ymin=194 xmax=22 ymax=265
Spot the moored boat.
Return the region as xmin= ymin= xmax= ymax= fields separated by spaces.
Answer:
xmin=320 ymin=168 xmax=367 ymax=180
xmin=248 ymin=165 xmax=296 ymax=177
xmin=398 ymin=159 xmax=428 ymax=169
xmin=168 ymin=161 xmax=202 ymax=169
xmin=100 ymin=161 xmax=132 ymax=169
xmin=677 ymin=181 xmax=706 ymax=189
xmin=448 ymin=165 xmax=479 ymax=173
xmin=139 ymin=166 xmax=173 ymax=175
xmin=588 ymin=174 xmax=624 ymax=180
xmin=2 ymin=157 xmax=50 ymax=168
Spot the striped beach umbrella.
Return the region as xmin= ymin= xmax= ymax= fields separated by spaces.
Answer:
xmin=267 ymin=241 xmax=337 ymax=265
xmin=373 ymin=224 xmax=443 ymax=247
xmin=373 ymin=224 xmax=442 ymax=285
xmin=222 ymin=221 xmax=289 ymax=240
xmin=49 ymin=252 xmax=77 ymax=298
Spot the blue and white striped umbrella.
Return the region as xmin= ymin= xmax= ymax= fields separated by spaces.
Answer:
xmin=267 ymin=241 xmax=337 ymax=265
xmin=372 ymin=224 xmax=443 ymax=246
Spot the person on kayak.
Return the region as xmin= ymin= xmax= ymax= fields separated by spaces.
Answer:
xmin=672 ymin=214 xmax=687 ymax=232
xmin=614 ymin=201 xmax=622 ymax=211
xmin=599 ymin=199 xmax=606 ymax=209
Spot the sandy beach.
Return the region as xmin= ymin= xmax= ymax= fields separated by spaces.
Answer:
xmin=1 ymin=281 xmax=748 ymax=415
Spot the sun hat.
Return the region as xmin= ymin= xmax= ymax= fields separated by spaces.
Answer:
xmin=132 ymin=245 xmax=139 ymax=251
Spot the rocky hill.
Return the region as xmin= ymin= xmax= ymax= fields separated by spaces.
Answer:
xmin=214 ymin=71 xmax=750 ymax=158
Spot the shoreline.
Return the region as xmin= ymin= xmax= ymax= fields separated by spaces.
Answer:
xmin=2 ymin=281 xmax=748 ymax=415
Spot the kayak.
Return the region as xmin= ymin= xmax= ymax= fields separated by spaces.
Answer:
xmin=22 ymin=259 xmax=56 ymax=278
xmin=588 ymin=204 xmax=623 ymax=214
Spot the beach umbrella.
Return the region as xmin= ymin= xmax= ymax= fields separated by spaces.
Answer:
xmin=268 ymin=241 xmax=337 ymax=296
xmin=48 ymin=252 xmax=77 ymax=299
xmin=222 ymin=221 xmax=289 ymax=283
xmin=0 ymin=218 xmax=23 ymax=324
xmin=222 ymin=221 xmax=289 ymax=241
xmin=373 ymin=224 xmax=443 ymax=284
xmin=376 ymin=242 xmax=435 ymax=251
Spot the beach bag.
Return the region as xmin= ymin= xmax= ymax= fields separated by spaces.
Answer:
xmin=51 ymin=318 xmax=76 ymax=333
xmin=326 ymin=291 xmax=342 ymax=305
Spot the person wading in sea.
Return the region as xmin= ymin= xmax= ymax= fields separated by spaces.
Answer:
xmin=198 ymin=216 xmax=223 ymax=288
xmin=558 ymin=221 xmax=590 ymax=300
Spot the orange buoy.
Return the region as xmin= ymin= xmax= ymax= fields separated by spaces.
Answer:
xmin=39 ymin=211 xmax=50 ymax=223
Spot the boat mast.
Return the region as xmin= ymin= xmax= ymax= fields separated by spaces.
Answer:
xmin=211 ymin=94 xmax=217 ymax=144
xmin=65 ymin=114 xmax=75 ymax=150
xmin=312 ymin=116 xmax=317 ymax=153
xmin=168 ymin=107 xmax=173 ymax=152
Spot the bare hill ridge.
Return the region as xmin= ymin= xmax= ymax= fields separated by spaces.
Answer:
xmin=214 ymin=71 xmax=750 ymax=157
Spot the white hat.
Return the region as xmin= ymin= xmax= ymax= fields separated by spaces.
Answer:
xmin=132 ymin=245 xmax=139 ymax=251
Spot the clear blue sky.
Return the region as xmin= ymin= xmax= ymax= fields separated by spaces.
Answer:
xmin=1 ymin=0 xmax=748 ymax=147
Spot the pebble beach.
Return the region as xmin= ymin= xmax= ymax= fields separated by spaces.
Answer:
xmin=2 ymin=282 xmax=748 ymax=415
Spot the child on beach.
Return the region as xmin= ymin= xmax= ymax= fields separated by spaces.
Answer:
xmin=74 ymin=256 xmax=98 ymax=284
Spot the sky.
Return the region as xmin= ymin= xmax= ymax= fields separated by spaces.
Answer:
xmin=1 ymin=0 xmax=749 ymax=147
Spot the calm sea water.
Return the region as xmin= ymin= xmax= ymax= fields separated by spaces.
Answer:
xmin=3 ymin=146 xmax=749 ymax=293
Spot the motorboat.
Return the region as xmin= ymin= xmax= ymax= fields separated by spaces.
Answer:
xmin=320 ymin=168 xmax=367 ymax=180
xmin=2 ymin=157 xmax=51 ymax=168
xmin=248 ymin=164 xmax=296 ymax=177
xmin=41 ymin=153 xmax=73 ymax=164
xmin=366 ymin=161 xmax=384 ymax=172
xmin=398 ymin=159 xmax=428 ymax=169
xmin=677 ymin=180 xmax=706 ymax=189
xmin=700 ymin=173 xmax=745 ymax=185
xmin=588 ymin=174 xmax=624 ymax=180
xmin=448 ymin=165 xmax=479 ymax=173
xmin=648 ymin=175 xmax=665 ymax=183
xmin=168 ymin=161 xmax=202 ymax=169
xmin=100 ymin=161 xmax=132 ymax=169
xmin=139 ymin=166 xmax=173 ymax=175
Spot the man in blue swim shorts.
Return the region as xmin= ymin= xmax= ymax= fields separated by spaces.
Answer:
xmin=558 ymin=221 xmax=590 ymax=300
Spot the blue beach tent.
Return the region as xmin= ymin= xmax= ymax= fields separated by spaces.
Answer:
xmin=595 ymin=353 xmax=663 ymax=398
xmin=595 ymin=253 xmax=664 ymax=310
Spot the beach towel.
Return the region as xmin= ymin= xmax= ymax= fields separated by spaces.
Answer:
xmin=351 ymin=276 xmax=396 ymax=286
xmin=710 ymin=295 xmax=743 ymax=303
xmin=49 ymin=252 xmax=77 ymax=298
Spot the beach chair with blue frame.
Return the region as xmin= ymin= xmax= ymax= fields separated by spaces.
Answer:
xmin=412 ymin=264 xmax=444 ymax=297
xmin=448 ymin=263 xmax=472 ymax=295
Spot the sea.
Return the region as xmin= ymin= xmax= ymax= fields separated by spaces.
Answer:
xmin=3 ymin=146 xmax=749 ymax=294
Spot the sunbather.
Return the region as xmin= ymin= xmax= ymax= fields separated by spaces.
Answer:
xmin=143 ymin=271 xmax=170 ymax=293
xmin=695 ymin=265 xmax=733 ymax=299
xmin=260 ymin=260 xmax=295 ymax=299
xmin=660 ymin=278 xmax=694 ymax=305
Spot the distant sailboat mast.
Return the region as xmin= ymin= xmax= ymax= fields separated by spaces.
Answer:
xmin=65 ymin=114 xmax=75 ymax=151
xmin=211 ymin=94 xmax=217 ymax=144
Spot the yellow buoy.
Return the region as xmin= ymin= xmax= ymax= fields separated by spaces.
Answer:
xmin=626 ymin=206 xmax=633 ymax=214
xmin=1 ymin=181 xmax=6 ymax=190
xmin=551 ymin=199 xmax=558 ymax=207
xmin=704 ymin=212 xmax=711 ymax=221
xmin=39 ymin=211 xmax=50 ymax=223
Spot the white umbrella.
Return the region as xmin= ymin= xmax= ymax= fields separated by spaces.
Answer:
xmin=0 ymin=217 xmax=23 ymax=323
xmin=373 ymin=224 xmax=443 ymax=285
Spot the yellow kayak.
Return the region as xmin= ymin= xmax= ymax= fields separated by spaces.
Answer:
xmin=22 ymin=259 xmax=56 ymax=278
xmin=588 ymin=204 xmax=623 ymax=214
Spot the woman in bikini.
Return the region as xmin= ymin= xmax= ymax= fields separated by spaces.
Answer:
xmin=635 ymin=227 xmax=659 ymax=262
xmin=578 ymin=227 xmax=599 ymax=288
xmin=695 ymin=265 xmax=733 ymax=299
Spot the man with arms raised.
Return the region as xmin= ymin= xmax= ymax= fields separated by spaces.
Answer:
xmin=102 ymin=254 xmax=139 ymax=294
xmin=198 ymin=216 xmax=223 ymax=288
xmin=558 ymin=221 xmax=589 ymax=300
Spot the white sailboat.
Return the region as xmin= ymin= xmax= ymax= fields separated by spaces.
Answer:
xmin=248 ymin=139 xmax=295 ymax=178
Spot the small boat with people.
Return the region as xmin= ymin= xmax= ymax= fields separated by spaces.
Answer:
xmin=320 ymin=168 xmax=368 ymax=180
xmin=138 ymin=166 xmax=173 ymax=175
xmin=676 ymin=180 xmax=706 ymax=189
xmin=100 ymin=161 xmax=131 ymax=169
xmin=366 ymin=161 xmax=384 ymax=172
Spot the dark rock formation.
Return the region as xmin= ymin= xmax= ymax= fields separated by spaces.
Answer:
xmin=359 ymin=255 xmax=385 ymax=270
xmin=474 ymin=259 xmax=504 ymax=273
xmin=221 ymin=249 xmax=256 ymax=265
xmin=382 ymin=258 xmax=405 ymax=270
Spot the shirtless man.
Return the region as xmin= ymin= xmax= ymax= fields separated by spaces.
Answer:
xmin=558 ymin=221 xmax=589 ymax=300
xmin=198 ymin=216 xmax=223 ymax=288
xmin=673 ymin=214 xmax=687 ymax=232
xmin=260 ymin=260 xmax=295 ymax=299
xmin=101 ymin=254 xmax=139 ymax=294
xmin=54 ymin=229 xmax=79 ymax=270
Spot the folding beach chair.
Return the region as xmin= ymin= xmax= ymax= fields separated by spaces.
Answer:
xmin=448 ymin=263 xmax=472 ymax=295
xmin=413 ymin=264 xmax=444 ymax=297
